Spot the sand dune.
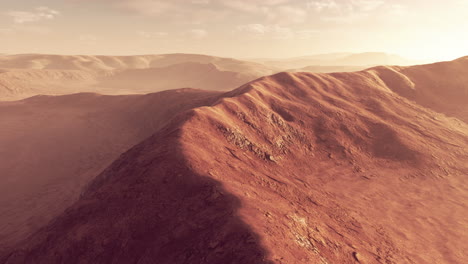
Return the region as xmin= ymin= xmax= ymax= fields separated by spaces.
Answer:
xmin=0 ymin=54 xmax=278 ymax=100
xmin=0 ymin=89 xmax=221 ymax=254
xmin=1 ymin=58 xmax=467 ymax=263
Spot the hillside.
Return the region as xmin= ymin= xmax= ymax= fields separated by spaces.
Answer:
xmin=0 ymin=89 xmax=222 ymax=254
xmin=1 ymin=58 xmax=467 ymax=263
xmin=0 ymin=54 xmax=277 ymax=100
xmin=0 ymin=69 xmax=99 ymax=100
xmin=369 ymin=56 xmax=468 ymax=122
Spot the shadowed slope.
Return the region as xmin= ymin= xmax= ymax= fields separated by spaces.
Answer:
xmin=2 ymin=59 xmax=468 ymax=263
xmin=0 ymin=89 xmax=221 ymax=253
xmin=1 ymin=113 xmax=273 ymax=264
xmin=370 ymin=56 xmax=468 ymax=122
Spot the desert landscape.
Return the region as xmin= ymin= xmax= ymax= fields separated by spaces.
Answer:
xmin=1 ymin=0 xmax=467 ymax=263
xmin=0 ymin=52 xmax=419 ymax=101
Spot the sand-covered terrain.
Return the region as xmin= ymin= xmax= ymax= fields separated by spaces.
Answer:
xmin=0 ymin=53 xmax=419 ymax=101
xmin=0 ymin=57 xmax=467 ymax=263
xmin=0 ymin=54 xmax=278 ymax=100
xmin=0 ymin=89 xmax=221 ymax=254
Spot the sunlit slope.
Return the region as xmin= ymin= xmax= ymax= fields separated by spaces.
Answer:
xmin=2 ymin=58 xmax=467 ymax=263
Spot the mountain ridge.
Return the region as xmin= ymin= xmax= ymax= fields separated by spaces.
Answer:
xmin=2 ymin=58 xmax=467 ymax=263
xmin=0 ymin=89 xmax=223 ymax=255
xmin=253 ymin=52 xmax=418 ymax=69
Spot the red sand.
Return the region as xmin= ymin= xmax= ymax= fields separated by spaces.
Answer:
xmin=1 ymin=57 xmax=468 ymax=263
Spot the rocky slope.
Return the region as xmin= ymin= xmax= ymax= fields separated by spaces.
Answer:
xmin=0 ymin=89 xmax=221 ymax=253
xmin=1 ymin=58 xmax=467 ymax=263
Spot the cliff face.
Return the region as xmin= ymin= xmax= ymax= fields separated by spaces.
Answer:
xmin=2 ymin=59 xmax=468 ymax=264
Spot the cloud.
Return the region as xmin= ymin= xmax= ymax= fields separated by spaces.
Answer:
xmin=268 ymin=25 xmax=295 ymax=39
xmin=295 ymin=29 xmax=320 ymax=39
xmin=236 ymin=24 xmax=291 ymax=40
xmin=79 ymin=34 xmax=98 ymax=42
xmin=307 ymin=0 xmax=384 ymax=13
xmin=267 ymin=5 xmax=307 ymax=24
xmin=236 ymin=24 xmax=269 ymax=35
xmin=0 ymin=25 xmax=51 ymax=35
xmin=0 ymin=28 xmax=14 ymax=35
xmin=192 ymin=0 xmax=211 ymax=4
xmin=106 ymin=0 xmax=305 ymax=25
xmin=188 ymin=29 xmax=208 ymax=39
xmin=221 ymin=0 xmax=290 ymax=13
xmin=7 ymin=7 xmax=60 ymax=24
xmin=137 ymin=31 xmax=169 ymax=39
xmin=113 ymin=0 xmax=229 ymax=25
xmin=357 ymin=0 xmax=385 ymax=11
xmin=236 ymin=24 xmax=317 ymax=40
xmin=116 ymin=1 xmax=173 ymax=15
xmin=220 ymin=0 xmax=306 ymax=25
xmin=307 ymin=0 xmax=339 ymax=11
xmin=306 ymin=0 xmax=387 ymax=23
xmin=80 ymin=0 xmax=399 ymax=29
xmin=78 ymin=34 xmax=100 ymax=46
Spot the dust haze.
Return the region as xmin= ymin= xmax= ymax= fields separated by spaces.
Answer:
xmin=1 ymin=0 xmax=467 ymax=263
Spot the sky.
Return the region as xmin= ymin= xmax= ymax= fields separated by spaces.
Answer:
xmin=0 ymin=0 xmax=467 ymax=62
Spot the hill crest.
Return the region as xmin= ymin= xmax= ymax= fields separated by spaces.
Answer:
xmin=2 ymin=58 xmax=468 ymax=263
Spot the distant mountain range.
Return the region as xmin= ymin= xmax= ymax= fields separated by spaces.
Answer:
xmin=0 ymin=53 xmax=277 ymax=100
xmin=253 ymin=52 xmax=420 ymax=70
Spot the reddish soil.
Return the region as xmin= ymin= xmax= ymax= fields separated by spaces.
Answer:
xmin=1 ymin=57 xmax=467 ymax=263
xmin=0 ymin=89 xmax=221 ymax=253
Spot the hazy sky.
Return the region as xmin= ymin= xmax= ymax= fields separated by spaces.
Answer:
xmin=1 ymin=0 xmax=467 ymax=61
